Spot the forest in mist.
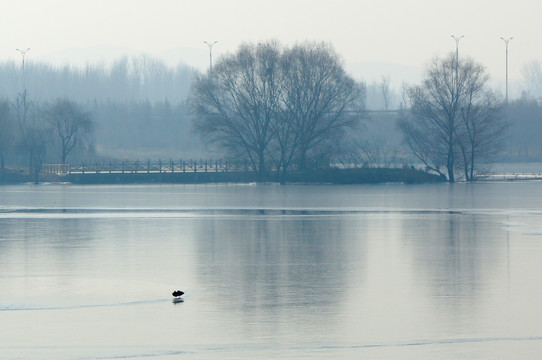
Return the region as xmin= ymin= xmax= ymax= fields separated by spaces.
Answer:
xmin=0 ymin=54 xmax=409 ymax=164
xmin=0 ymin=55 xmax=195 ymax=103
xmin=0 ymin=55 xmax=203 ymax=162
xmin=1 ymin=52 xmax=542 ymax=173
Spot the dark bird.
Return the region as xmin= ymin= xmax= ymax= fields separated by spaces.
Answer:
xmin=172 ymin=290 xmax=184 ymax=297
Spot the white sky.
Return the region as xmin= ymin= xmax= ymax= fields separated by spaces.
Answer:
xmin=0 ymin=0 xmax=539 ymax=83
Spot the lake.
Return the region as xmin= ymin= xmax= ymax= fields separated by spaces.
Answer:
xmin=1 ymin=182 xmax=542 ymax=359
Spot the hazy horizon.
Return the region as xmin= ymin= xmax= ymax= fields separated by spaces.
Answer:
xmin=2 ymin=0 xmax=540 ymax=84
xmin=17 ymin=44 xmax=427 ymax=87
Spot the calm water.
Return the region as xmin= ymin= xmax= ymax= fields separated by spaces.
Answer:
xmin=1 ymin=182 xmax=542 ymax=359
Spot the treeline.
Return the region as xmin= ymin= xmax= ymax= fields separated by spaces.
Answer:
xmin=0 ymin=94 xmax=94 ymax=182
xmin=0 ymin=94 xmax=199 ymax=182
xmin=91 ymin=99 xmax=199 ymax=159
xmin=503 ymin=97 xmax=542 ymax=160
xmin=0 ymin=55 xmax=195 ymax=103
xmin=1 ymin=47 xmax=542 ymax=184
xmin=190 ymin=41 xmax=542 ymax=182
xmin=0 ymin=55 xmax=202 ymax=182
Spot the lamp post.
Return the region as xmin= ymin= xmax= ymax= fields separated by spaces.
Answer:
xmin=16 ymin=47 xmax=30 ymax=89
xmin=451 ymin=35 xmax=464 ymax=93
xmin=451 ymin=35 xmax=464 ymax=70
xmin=204 ymin=41 xmax=217 ymax=76
xmin=501 ymin=37 xmax=513 ymax=103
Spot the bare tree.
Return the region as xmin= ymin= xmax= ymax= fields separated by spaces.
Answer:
xmin=380 ymin=75 xmax=391 ymax=111
xmin=398 ymin=116 xmax=448 ymax=177
xmin=503 ymin=97 xmax=542 ymax=160
xmin=190 ymin=41 xmax=365 ymax=181
xmin=354 ymin=136 xmax=399 ymax=168
xmin=0 ymin=99 xmax=14 ymax=178
xmin=402 ymin=55 xmax=460 ymax=181
xmin=399 ymin=53 xmax=505 ymax=182
xmin=456 ymin=86 xmax=506 ymax=181
xmin=190 ymin=42 xmax=281 ymax=180
xmin=14 ymin=91 xmax=50 ymax=182
xmin=277 ymin=42 xmax=365 ymax=175
xmin=47 ymin=98 xmax=94 ymax=164
xmin=521 ymin=60 xmax=542 ymax=100
xmin=24 ymin=124 xmax=49 ymax=183
xmin=399 ymin=82 xmax=410 ymax=110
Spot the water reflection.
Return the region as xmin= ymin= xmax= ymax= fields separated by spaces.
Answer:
xmin=1 ymin=184 xmax=542 ymax=359
xmin=407 ymin=212 xmax=508 ymax=336
xmin=0 ymin=218 xmax=100 ymax=308
xmin=193 ymin=213 xmax=366 ymax=340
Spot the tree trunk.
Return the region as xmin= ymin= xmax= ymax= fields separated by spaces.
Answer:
xmin=32 ymin=159 xmax=40 ymax=184
xmin=258 ymin=151 xmax=266 ymax=182
xmin=0 ymin=149 xmax=4 ymax=181
xmin=447 ymin=144 xmax=455 ymax=183
xmin=298 ymin=145 xmax=308 ymax=171
xmin=469 ymin=152 xmax=475 ymax=181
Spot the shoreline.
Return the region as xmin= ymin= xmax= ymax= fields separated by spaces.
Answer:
xmin=1 ymin=167 xmax=444 ymax=185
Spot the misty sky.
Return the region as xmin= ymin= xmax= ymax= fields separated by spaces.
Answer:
xmin=1 ymin=0 xmax=539 ymax=83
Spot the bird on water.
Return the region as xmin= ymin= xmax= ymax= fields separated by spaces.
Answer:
xmin=172 ymin=290 xmax=184 ymax=297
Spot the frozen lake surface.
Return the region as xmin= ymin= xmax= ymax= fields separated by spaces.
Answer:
xmin=1 ymin=182 xmax=542 ymax=359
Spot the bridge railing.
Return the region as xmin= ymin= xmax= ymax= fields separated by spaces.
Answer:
xmin=42 ymin=163 xmax=70 ymax=174
xmin=475 ymin=172 xmax=542 ymax=181
xmin=42 ymin=160 xmax=256 ymax=175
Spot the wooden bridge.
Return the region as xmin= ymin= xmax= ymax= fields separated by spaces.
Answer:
xmin=42 ymin=159 xmax=255 ymax=175
xmin=41 ymin=160 xmax=542 ymax=183
xmin=475 ymin=173 xmax=542 ymax=181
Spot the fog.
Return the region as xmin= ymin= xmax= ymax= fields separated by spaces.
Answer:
xmin=0 ymin=55 xmax=195 ymax=103
xmin=0 ymin=55 xmax=204 ymax=161
xmin=0 ymin=50 xmax=541 ymax=169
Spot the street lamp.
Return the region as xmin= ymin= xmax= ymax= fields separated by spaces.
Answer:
xmin=451 ymin=35 xmax=464 ymax=87
xmin=16 ymin=47 xmax=30 ymax=70
xmin=451 ymin=35 xmax=464 ymax=66
xmin=501 ymin=37 xmax=513 ymax=102
xmin=16 ymin=47 xmax=30 ymax=88
xmin=204 ymin=40 xmax=217 ymax=76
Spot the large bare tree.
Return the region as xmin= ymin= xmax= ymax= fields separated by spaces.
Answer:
xmin=277 ymin=42 xmax=364 ymax=175
xmin=456 ymin=83 xmax=506 ymax=181
xmin=191 ymin=42 xmax=281 ymax=180
xmin=47 ymin=98 xmax=94 ymax=164
xmin=190 ymin=41 xmax=365 ymax=181
xmin=399 ymin=53 xmax=505 ymax=182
